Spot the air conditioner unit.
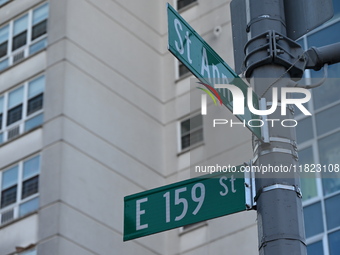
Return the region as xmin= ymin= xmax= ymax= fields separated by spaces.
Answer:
xmin=1 ymin=208 xmax=14 ymax=224
xmin=13 ymin=50 xmax=25 ymax=64
xmin=7 ymin=125 xmax=20 ymax=140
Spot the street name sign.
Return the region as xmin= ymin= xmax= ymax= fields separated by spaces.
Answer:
xmin=167 ymin=3 xmax=262 ymax=140
xmin=124 ymin=170 xmax=245 ymax=241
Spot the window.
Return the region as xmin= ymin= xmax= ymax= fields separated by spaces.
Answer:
xmin=0 ymin=155 xmax=40 ymax=224
xmin=178 ymin=61 xmax=190 ymax=78
xmin=307 ymin=241 xmax=324 ymax=255
xmin=7 ymin=86 xmax=24 ymax=126
xmin=0 ymin=2 xmax=48 ymax=72
xmin=12 ymin=15 xmax=28 ymax=51
xmin=0 ymin=0 xmax=11 ymax=7
xmin=19 ymin=249 xmax=37 ymax=255
xmin=319 ymin=132 xmax=340 ymax=195
xmin=304 ymin=202 xmax=324 ymax=238
xmin=20 ymin=249 xmax=37 ymax=255
xmin=329 ymin=230 xmax=340 ymax=255
xmin=180 ymin=114 xmax=203 ymax=151
xmin=0 ymin=25 xmax=9 ymax=59
xmin=296 ymin=15 xmax=340 ymax=254
xmin=177 ymin=0 xmax=197 ymax=11
xmin=32 ymin=4 xmax=49 ymax=41
xmin=332 ymin=0 xmax=340 ymax=18
xmin=0 ymin=96 xmax=3 ymax=139
xmin=0 ymin=75 xmax=45 ymax=144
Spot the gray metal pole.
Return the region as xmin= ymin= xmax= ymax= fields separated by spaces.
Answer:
xmin=246 ymin=0 xmax=307 ymax=254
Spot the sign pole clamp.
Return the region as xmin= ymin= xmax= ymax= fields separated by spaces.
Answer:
xmin=244 ymin=161 xmax=257 ymax=210
xmin=244 ymin=30 xmax=305 ymax=80
xmin=254 ymin=183 xmax=303 ymax=202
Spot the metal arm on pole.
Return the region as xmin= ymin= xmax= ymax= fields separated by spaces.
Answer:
xmin=305 ymin=42 xmax=340 ymax=70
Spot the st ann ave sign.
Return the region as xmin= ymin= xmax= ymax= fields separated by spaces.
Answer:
xmin=167 ymin=3 xmax=262 ymax=139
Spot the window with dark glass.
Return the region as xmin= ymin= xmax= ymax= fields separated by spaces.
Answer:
xmin=0 ymin=42 xmax=7 ymax=58
xmin=307 ymin=241 xmax=324 ymax=255
xmin=0 ymin=75 xmax=44 ymax=144
xmin=27 ymin=94 xmax=43 ymax=116
xmin=0 ymin=96 xmax=3 ymax=130
xmin=32 ymin=21 xmax=47 ymax=41
xmin=12 ymin=15 xmax=28 ymax=51
xmin=177 ymin=0 xmax=197 ymax=10
xmin=1 ymin=166 xmax=18 ymax=208
xmin=1 ymin=186 xmax=17 ymax=208
xmin=180 ymin=114 xmax=203 ymax=150
xmin=329 ymin=230 xmax=340 ymax=255
xmin=31 ymin=3 xmax=48 ymax=41
xmin=0 ymin=156 xmax=40 ymax=222
xmin=12 ymin=31 xmax=27 ymax=51
xmin=179 ymin=62 xmax=190 ymax=77
xmin=0 ymin=3 xmax=48 ymax=71
xmin=304 ymin=202 xmax=324 ymax=238
xmin=27 ymin=75 xmax=44 ymax=116
xmin=319 ymin=131 xmax=340 ymax=195
xmin=22 ymin=176 xmax=39 ymax=199
xmin=0 ymin=25 xmax=9 ymax=58
xmin=332 ymin=0 xmax=340 ymax=17
xmin=21 ymin=155 xmax=40 ymax=205
xmin=7 ymin=105 xmax=23 ymax=126
xmin=7 ymin=86 xmax=24 ymax=126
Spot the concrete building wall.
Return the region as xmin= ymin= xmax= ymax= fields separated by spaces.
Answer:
xmin=39 ymin=0 xmax=168 ymax=254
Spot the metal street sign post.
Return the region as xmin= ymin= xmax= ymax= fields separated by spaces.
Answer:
xmin=167 ymin=3 xmax=262 ymax=140
xmin=124 ymin=170 xmax=245 ymax=241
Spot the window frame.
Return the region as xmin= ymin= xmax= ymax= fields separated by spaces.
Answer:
xmin=0 ymin=155 xmax=40 ymax=225
xmin=176 ymin=0 xmax=198 ymax=12
xmin=178 ymin=113 xmax=204 ymax=153
xmin=0 ymin=2 xmax=49 ymax=72
xmin=0 ymin=74 xmax=45 ymax=144
xmin=177 ymin=59 xmax=191 ymax=79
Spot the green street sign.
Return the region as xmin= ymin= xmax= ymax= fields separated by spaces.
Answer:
xmin=167 ymin=3 xmax=262 ymax=140
xmin=124 ymin=170 xmax=246 ymax=241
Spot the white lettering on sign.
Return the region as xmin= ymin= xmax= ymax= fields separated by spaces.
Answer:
xmin=162 ymin=178 xmax=237 ymax=223
xmin=200 ymin=48 xmax=232 ymax=84
xmin=230 ymin=175 xmax=236 ymax=193
xmin=174 ymin=19 xmax=193 ymax=64
xmin=174 ymin=19 xmax=184 ymax=54
xmin=191 ymin=183 xmax=205 ymax=215
xmin=135 ymin=178 xmax=239 ymax=229
xmin=219 ymin=175 xmax=236 ymax=196
xmin=173 ymin=20 xmax=231 ymax=84
xmin=136 ymin=198 xmax=148 ymax=230
xmin=163 ymin=183 xmax=205 ymax=223
xmin=201 ymin=47 xmax=211 ymax=79
xmin=174 ymin=187 xmax=188 ymax=221
xmin=185 ymin=31 xmax=193 ymax=64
